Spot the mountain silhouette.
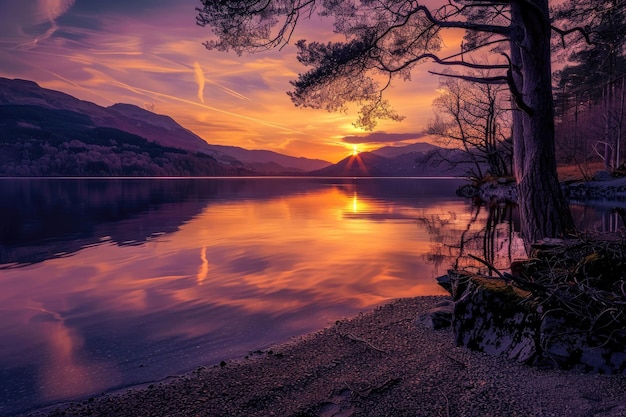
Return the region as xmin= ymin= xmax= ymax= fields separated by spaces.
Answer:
xmin=308 ymin=152 xmax=391 ymax=176
xmin=307 ymin=148 xmax=479 ymax=177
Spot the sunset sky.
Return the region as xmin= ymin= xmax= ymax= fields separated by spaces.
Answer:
xmin=0 ymin=0 xmax=463 ymax=163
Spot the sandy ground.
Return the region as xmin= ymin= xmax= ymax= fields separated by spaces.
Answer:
xmin=28 ymin=296 xmax=626 ymax=417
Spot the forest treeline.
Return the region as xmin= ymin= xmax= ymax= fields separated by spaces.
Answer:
xmin=0 ymin=105 xmax=252 ymax=177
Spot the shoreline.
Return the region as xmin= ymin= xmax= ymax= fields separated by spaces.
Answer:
xmin=28 ymin=296 xmax=626 ymax=417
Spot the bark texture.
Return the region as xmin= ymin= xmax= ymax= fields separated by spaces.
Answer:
xmin=510 ymin=0 xmax=576 ymax=246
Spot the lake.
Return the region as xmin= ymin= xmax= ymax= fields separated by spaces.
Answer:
xmin=0 ymin=177 xmax=622 ymax=416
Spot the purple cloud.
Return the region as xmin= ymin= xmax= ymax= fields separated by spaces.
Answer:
xmin=342 ymin=132 xmax=426 ymax=144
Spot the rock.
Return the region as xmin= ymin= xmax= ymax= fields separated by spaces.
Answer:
xmin=540 ymin=313 xmax=626 ymax=373
xmin=563 ymin=176 xmax=626 ymax=199
xmin=455 ymin=184 xmax=478 ymax=198
xmin=435 ymin=274 xmax=452 ymax=293
xmin=451 ymin=276 xmax=538 ymax=364
xmin=445 ymin=272 xmax=626 ymax=374
xmin=593 ymin=170 xmax=612 ymax=181
xmin=478 ymin=181 xmax=518 ymax=203
xmin=415 ymin=300 xmax=453 ymax=330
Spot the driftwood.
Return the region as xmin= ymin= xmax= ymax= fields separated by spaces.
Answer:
xmin=341 ymin=332 xmax=386 ymax=353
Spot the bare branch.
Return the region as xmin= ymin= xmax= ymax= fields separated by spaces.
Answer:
xmin=551 ymin=25 xmax=594 ymax=48
xmin=420 ymin=53 xmax=508 ymax=70
xmin=429 ymin=71 xmax=508 ymax=85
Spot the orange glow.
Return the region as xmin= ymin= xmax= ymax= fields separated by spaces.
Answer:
xmin=351 ymin=192 xmax=360 ymax=213
xmin=196 ymin=246 xmax=209 ymax=285
xmin=38 ymin=318 xmax=120 ymax=401
xmin=0 ymin=177 xmax=528 ymax=412
xmin=0 ymin=4 xmax=472 ymax=163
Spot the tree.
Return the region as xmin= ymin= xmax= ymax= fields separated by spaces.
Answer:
xmin=196 ymin=0 xmax=577 ymax=245
xmin=428 ymin=71 xmax=512 ymax=179
xmin=553 ymin=0 xmax=626 ymax=172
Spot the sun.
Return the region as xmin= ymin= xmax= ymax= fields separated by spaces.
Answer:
xmin=351 ymin=145 xmax=360 ymax=156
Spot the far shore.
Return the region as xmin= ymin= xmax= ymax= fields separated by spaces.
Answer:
xmin=29 ymin=296 xmax=626 ymax=417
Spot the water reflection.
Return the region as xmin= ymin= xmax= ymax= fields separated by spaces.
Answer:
xmin=418 ymin=198 xmax=626 ymax=278
xmin=1 ymin=178 xmax=624 ymax=415
xmin=417 ymin=202 xmax=526 ymax=276
xmin=0 ymin=177 xmax=468 ymax=415
xmin=570 ymin=200 xmax=626 ymax=233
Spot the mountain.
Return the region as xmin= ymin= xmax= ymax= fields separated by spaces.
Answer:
xmin=206 ymin=144 xmax=330 ymax=172
xmin=307 ymin=148 xmax=480 ymax=177
xmin=0 ymin=78 xmax=475 ymax=177
xmin=371 ymin=142 xmax=437 ymax=158
xmin=308 ymin=152 xmax=390 ymax=176
xmin=0 ymin=78 xmax=330 ymax=173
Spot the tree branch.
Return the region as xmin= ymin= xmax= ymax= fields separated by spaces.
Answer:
xmin=429 ymin=71 xmax=508 ymax=85
xmin=551 ymin=25 xmax=594 ymax=48
xmin=415 ymin=4 xmax=511 ymax=36
xmin=420 ymin=53 xmax=508 ymax=70
xmin=500 ymin=52 xmax=534 ymax=116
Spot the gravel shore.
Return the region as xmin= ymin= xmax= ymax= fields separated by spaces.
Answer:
xmin=29 ymin=296 xmax=626 ymax=417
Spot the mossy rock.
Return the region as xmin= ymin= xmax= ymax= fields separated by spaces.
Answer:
xmin=452 ymin=275 xmax=539 ymax=363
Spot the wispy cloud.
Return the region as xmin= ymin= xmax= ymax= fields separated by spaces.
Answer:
xmin=37 ymin=0 xmax=75 ymax=23
xmin=150 ymin=54 xmax=251 ymax=101
xmin=0 ymin=0 xmax=449 ymax=163
xmin=342 ymin=132 xmax=426 ymax=144
xmin=193 ymin=61 xmax=205 ymax=104
xmin=16 ymin=0 xmax=75 ymax=49
xmin=106 ymin=78 xmax=303 ymax=133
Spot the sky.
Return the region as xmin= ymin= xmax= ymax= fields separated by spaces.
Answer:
xmin=0 ymin=0 xmax=463 ymax=163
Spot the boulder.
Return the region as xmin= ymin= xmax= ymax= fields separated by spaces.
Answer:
xmin=455 ymin=184 xmax=479 ymax=198
xmin=452 ymin=276 xmax=538 ymax=364
xmin=539 ymin=313 xmax=626 ymax=373
xmin=415 ymin=300 xmax=454 ymax=330
xmin=593 ymin=170 xmax=613 ymax=181
xmin=478 ymin=180 xmax=518 ymax=203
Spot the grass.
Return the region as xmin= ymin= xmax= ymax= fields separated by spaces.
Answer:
xmin=557 ymin=162 xmax=607 ymax=182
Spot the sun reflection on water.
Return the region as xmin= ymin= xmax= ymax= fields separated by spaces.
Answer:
xmin=0 ymin=177 xmax=473 ymax=414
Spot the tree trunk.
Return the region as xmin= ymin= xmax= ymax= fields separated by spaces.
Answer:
xmin=510 ymin=1 xmax=576 ymax=248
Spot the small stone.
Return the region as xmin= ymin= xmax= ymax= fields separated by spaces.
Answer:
xmin=415 ymin=304 xmax=453 ymax=330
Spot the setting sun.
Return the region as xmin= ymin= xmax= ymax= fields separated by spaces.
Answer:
xmin=352 ymin=145 xmax=360 ymax=156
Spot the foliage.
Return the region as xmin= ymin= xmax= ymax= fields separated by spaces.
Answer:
xmin=198 ymin=0 xmax=491 ymax=131
xmin=553 ymin=0 xmax=626 ymax=172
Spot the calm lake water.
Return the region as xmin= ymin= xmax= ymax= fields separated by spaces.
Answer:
xmin=0 ymin=177 xmax=622 ymax=415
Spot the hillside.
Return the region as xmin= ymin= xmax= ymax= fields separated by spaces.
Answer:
xmin=207 ymin=144 xmax=330 ymax=172
xmin=371 ymin=142 xmax=437 ymax=158
xmin=0 ymin=104 xmax=252 ymax=177
xmin=0 ymin=78 xmax=330 ymax=174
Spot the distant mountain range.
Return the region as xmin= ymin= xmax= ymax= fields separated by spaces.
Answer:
xmin=0 ymin=78 xmax=329 ymax=175
xmin=309 ymin=147 xmax=476 ymax=177
xmin=0 ymin=77 xmax=475 ymax=177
